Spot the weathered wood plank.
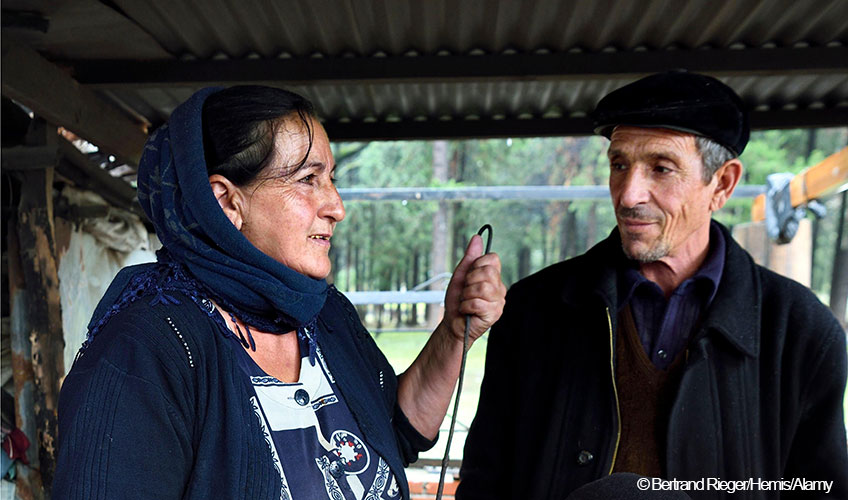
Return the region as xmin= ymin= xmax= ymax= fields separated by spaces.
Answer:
xmin=56 ymin=137 xmax=139 ymax=212
xmin=3 ymin=138 xmax=141 ymax=214
xmin=1 ymin=36 xmax=147 ymax=165
xmin=1 ymin=146 xmax=59 ymax=171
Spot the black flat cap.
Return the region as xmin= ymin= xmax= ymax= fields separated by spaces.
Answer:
xmin=591 ymin=71 xmax=749 ymax=156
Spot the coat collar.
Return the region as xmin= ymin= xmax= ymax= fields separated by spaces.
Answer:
xmin=698 ymin=222 xmax=761 ymax=358
xmin=560 ymin=221 xmax=761 ymax=358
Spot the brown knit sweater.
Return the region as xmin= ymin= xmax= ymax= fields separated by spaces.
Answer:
xmin=612 ymin=305 xmax=686 ymax=477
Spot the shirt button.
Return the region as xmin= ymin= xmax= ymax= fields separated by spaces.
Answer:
xmin=657 ymin=349 xmax=668 ymax=360
xmin=294 ymin=389 xmax=310 ymax=406
xmin=328 ymin=460 xmax=344 ymax=478
xmin=576 ymin=450 xmax=594 ymax=466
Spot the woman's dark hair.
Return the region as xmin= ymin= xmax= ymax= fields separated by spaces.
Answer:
xmin=202 ymin=85 xmax=316 ymax=186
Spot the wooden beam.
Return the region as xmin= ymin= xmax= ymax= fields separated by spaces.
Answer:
xmin=55 ymin=137 xmax=140 ymax=213
xmin=325 ymin=108 xmax=848 ymax=141
xmin=1 ymin=145 xmax=59 ymax=171
xmin=338 ymin=185 xmax=762 ymax=202
xmin=752 ymin=147 xmax=848 ymax=222
xmin=2 ymin=139 xmax=141 ymax=214
xmin=1 ymin=36 xmax=147 ymax=165
xmin=68 ymin=46 xmax=848 ymax=87
xmin=325 ymin=116 xmax=595 ymax=141
xmin=747 ymin=108 xmax=848 ymax=131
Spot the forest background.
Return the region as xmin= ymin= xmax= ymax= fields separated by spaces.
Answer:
xmin=325 ymin=127 xmax=848 ymax=461
xmin=329 ymin=127 xmax=847 ymax=327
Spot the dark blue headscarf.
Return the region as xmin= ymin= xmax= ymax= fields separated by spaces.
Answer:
xmin=136 ymin=87 xmax=329 ymax=336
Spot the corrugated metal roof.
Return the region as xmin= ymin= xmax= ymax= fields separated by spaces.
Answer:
xmin=92 ymin=0 xmax=848 ymax=58
xmin=3 ymin=0 xmax=847 ymax=144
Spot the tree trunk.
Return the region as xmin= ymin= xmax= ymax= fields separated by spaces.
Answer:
xmin=375 ymin=304 xmax=384 ymax=333
xmin=367 ymin=205 xmax=377 ymax=290
xmin=517 ymin=246 xmax=531 ymax=280
xmin=830 ymin=190 xmax=848 ymax=327
xmin=353 ymin=245 xmax=366 ymax=318
xmin=329 ymin=245 xmax=338 ymax=286
xmin=395 ymin=272 xmax=403 ymax=327
xmin=586 ymin=167 xmax=602 ymax=251
xmin=354 ymin=245 xmax=362 ymax=290
xmin=428 ymin=140 xmax=450 ymax=329
xmin=451 ymin=143 xmax=468 ymax=265
xmin=344 ymin=218 xmax=354 ymax=290
xmin=409 ymin=251 xmax=420 ymax=326
xmin=586 ymin=202 xmax=598 ymax=251
xmin=540 ymin=209 xmax=549 ymax=267
xmin=558 ymin=201 xmax=572 ymax=261
xmin=565 ymin=208 xmax=578 ymax=258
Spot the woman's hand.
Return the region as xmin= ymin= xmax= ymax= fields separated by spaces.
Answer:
xmin=439 ymin=234 xmax=506 ymax=345
xmin=397 ymin=233 xmax=506 ymax=440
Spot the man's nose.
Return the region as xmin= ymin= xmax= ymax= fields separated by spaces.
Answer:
xmin=617 ymin=167 xmax=650 ymax=208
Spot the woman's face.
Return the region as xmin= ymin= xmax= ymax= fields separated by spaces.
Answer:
xmin=239 ymin=116 xmax=345 ymax=279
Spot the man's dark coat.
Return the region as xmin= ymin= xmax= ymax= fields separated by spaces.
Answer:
xmin=458 ymin=223 xmax=847 ymax=500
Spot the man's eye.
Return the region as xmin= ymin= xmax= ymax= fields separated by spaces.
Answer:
xmin=654 ymin=165 xmax=672 ymax=174
xmin=610 ymin=162 xmax=627 ymax=171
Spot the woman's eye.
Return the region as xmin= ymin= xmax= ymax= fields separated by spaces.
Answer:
xmin=299 ymin=174 xmax=316 ymax=184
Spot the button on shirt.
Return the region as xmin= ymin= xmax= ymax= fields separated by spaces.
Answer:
xmin=618 ymin=221 xmax=726 ymax=370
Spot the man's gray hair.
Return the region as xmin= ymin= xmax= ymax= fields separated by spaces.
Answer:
xmin=694 ymin=136 xmax=736 ymax=182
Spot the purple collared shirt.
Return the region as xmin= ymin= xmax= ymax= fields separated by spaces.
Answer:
xmin=617 ymin=221 xmax=726 ymax=370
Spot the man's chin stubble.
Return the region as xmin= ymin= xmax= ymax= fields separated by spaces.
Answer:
xmin=622 ymin=240 xmax=669 ymax=263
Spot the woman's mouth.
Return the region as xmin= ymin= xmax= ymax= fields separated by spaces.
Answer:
xmin=309 ymin=234 xmax=332 ymax=246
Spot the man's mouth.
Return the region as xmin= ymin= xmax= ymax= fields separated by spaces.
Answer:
xmin=309 ymin=234 xmax=331 ymax=241
xmin=620 ymin=217 xmax=654 ymax=225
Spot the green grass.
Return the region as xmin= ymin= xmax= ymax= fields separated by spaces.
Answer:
xmin=372 ymin=330 xmax=489 ymax=461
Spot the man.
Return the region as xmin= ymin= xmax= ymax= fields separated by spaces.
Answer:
xmin=457 ymin=71 xmax=847 ymax=500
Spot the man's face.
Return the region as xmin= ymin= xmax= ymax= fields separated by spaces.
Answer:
xmin=607 ymin=127 xmax=718 ymax=263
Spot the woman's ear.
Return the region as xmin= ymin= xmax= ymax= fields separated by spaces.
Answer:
xmin=709 ymin=159 xmax=743 ymax=212
xmin=209 ymin=174 xmax=245 ymax=230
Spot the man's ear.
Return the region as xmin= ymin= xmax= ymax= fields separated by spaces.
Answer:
xmin=209 ymin=174 xmax=246 ymax=230
xmin=709 ymin=159 xmax=743 ymax=212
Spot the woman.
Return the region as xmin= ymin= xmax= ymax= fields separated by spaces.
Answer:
xmin=53 ymin=86 xmax=505 ymax=499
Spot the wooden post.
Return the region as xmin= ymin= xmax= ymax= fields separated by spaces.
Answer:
xmin=7 ymin=218 xmax=46 ymax=500
xmin=732 ymin=219 xmax=813 ymax=287
xmin=14 ymin=121 xmax=66 ymax=493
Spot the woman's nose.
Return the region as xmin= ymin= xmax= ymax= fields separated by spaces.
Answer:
xmin=322 ymin=183 xmax=346 ymax=222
